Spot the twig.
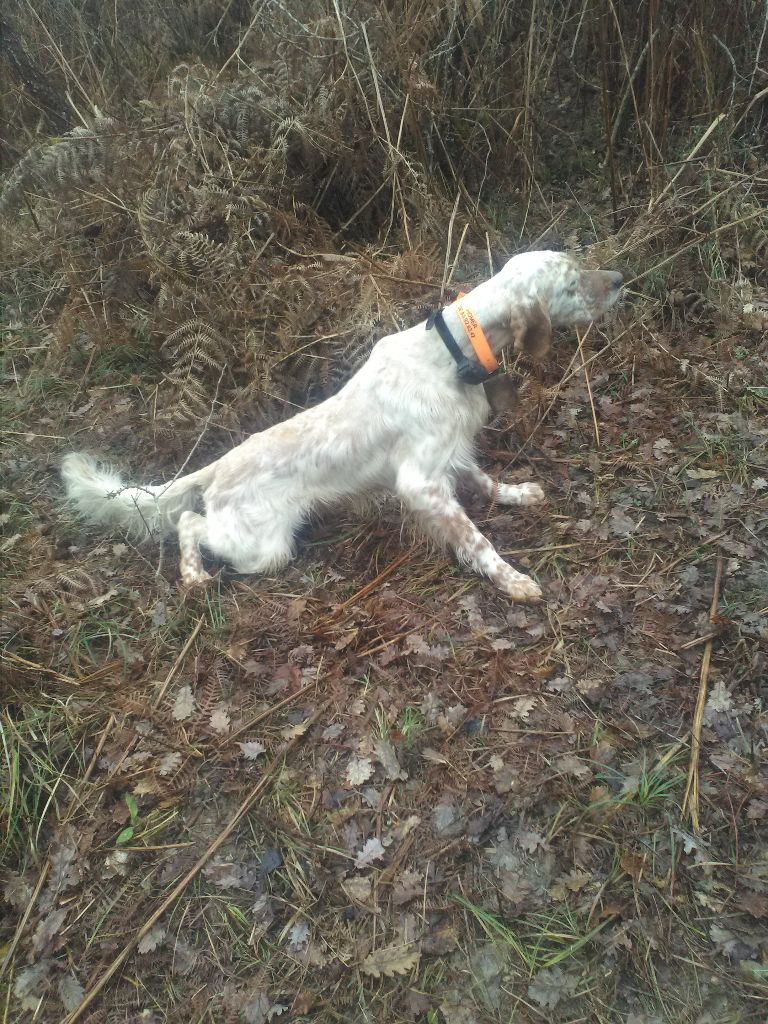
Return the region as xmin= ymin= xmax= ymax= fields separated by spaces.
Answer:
xmin=627 ymin=208 xmax=766 ymax=287
xmin=576 ymin=326 xmax=600 ymax=447
xmin=648 ymin=113 xmax=727 ymax=213
xmin=441 ymin=193 xmax=462 ymax=302
xmin=682 ymin=555 xmax=725 ymax=832
xmin=152 ymin=615 xmax=204 ymax=708
xmin=314 ymin=551 xmax=414 ymax=627
xmin=1 ymin=653 xmax=124 ymax=690
xmin=221 ymin=679 xmax=320 ymax=748
xmin=62 ymin=707 xmax=325 ymax=1024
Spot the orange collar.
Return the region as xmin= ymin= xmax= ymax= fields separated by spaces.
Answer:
xmin=453 ymin=292 xmax=498 ymax=374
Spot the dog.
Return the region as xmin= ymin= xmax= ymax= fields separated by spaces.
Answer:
xmin=62 ymin=250 xmax=622 ymax=601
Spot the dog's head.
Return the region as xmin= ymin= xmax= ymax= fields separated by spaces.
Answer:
xmin=499 ymin=250 xmax=623 ymax=360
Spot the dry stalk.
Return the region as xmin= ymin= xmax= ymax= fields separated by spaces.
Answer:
xmin=576 ymin=326 xmax=601 ymax=447
xmin=682 ymin=555 xmax=725 ymax=832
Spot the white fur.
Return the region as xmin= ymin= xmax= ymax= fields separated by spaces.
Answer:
xmin=62 ymin=251 xmax=622 ymax=601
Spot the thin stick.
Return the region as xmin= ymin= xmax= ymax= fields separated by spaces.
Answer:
xmin=627 ymin=209 xmax=766 ymax=287
xmin=152 ymin=616 xmax=204 ymax=708
xmin=576 ymin=327 xmax=600 ymax=447
xmin=1 ymin=650 xmax=81 ymax=687
xmin=648 ymin=113 xmax=727 ymax=213
xmin=441 ymin=193 xmax=461 ymax=302
xmin=315 ymin=551 xmax=413 ymax=625
xmin=62 ymin=709 xmax=324 ymax=1024
xmin=682 ymin=555 xmax=725 ymax=832
xmin=221 ymin=679 xmax=320 ymax=748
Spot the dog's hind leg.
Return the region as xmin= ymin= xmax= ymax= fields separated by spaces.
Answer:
xmin=177 ymin=510 xmax=212 ymax=586
xmin=204 ymin=504 xmax=301 ymax=576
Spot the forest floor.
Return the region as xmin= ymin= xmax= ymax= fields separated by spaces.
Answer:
xmin=2 ymin=240 xmax=767 ymax=1023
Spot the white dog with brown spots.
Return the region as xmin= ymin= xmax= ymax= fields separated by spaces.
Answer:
xmin=62 ymin=251 xmax=622 ymax=601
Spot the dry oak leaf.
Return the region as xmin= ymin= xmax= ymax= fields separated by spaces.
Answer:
xmin=355 ymin=837 xmax=386 ymax=869
xmin=58 ymin=974 xmax=85 ymax=1013
xmin=157 ymin=751 xmax=182 ymax=776
xmin=172 ymin=684 xmax=196 ymax=721
xmin=138 ymin=925 xmax=166 ymax=954
xmin=239 ymin=740 xmax=267 ymax=760
xmin=360 ymin=943 xmax=420 ymax=978
xmin=342 ymin=875 xmax=372 ymax=902
xmin=209 ymin=706 xmax=231 ymax=733
xmin=346 ymin=756 xmax=374 ymax=787
xmin=281 ymin=719 xmax=312 ymax=740
xmin=374 ymin=737 xmax=407 ymax=781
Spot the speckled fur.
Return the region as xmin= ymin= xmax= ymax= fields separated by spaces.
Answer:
xmin=62 ymin=251 xmax=622 ymax=600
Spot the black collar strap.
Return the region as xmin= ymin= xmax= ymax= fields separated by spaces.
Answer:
xmin=427 ymin=308 xmax=499 ymax=386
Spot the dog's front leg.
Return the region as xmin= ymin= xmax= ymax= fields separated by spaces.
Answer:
xmin=461 ymin=463 xmax=545 ymax=508
xmin=395 ymin=465 xmax=542 ymax=602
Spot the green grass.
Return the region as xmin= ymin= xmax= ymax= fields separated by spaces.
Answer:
xmin=398 ymin=707 xmax=425 ymax=748
xmin=454 ymin=896 xmax=611 ymax=972
xmin=0 ymin=696 xmax=88 ymax=862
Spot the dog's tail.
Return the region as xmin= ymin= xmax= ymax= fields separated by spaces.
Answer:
xmin=61 ymin=453 xmax=214 ymax=540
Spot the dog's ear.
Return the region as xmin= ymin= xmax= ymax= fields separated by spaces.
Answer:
xmin=511 ymin=300 xmax=552 ymax=360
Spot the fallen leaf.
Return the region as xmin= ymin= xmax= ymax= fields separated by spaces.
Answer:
xmin=342 ymin=876 xmax=372 ymax=902
xmin=172 ymin=684 xmax=196 ymax=721
xmin=374 ymin=737 xmax=407 ymax=781
xmin=209 ymin=706 xmax=230 ymax=733
xmin=242 ymin=992 xmax=271 ymax=1024
xmin=516 ymin=829 xmax=546 ymax=854
xmin=138 ymin=925 xmax=166 ymax=954
xmin=204 ymin=860 xmax=243 ymax=889
xmin=555 ymin=754 xmax=592 ymax=780
xmin=491 ymin=638 xmax=514 ymax=651
xmin=346 ymin=756 xmax=375 ymax=786
xmin=288 ymin=920 xmax=310 ymax=951
xmin=239 ymin=740 xmax=267 ymax=760
xmin=48 ymin=829 xmax=80 ymax=891
xmin=355 ymin=837 xmax=386 ymax=869
xmin=421 ymin=746 xmax=449 ymax=765
xmin=433 ymin=800 xmax=457 ymax=835
xmin=281 ymin=718 xmax=312 ymax=740
xmin=746 ymin=799 xmax=767 ymax=820
xmin=31 ymin=908 xmax=67 ymax=956
xmin=14 ymin=962 xmax=51 ymax=1012
xmin=58 ymin=974 xmax=85 ymax=1013
xmin=705 ymin=680 xmax=732 ymax=715
xmin=620 ymin=850 xmax=646 ymax=882
xmin=527 ymin=966 xmax=578 ymax=1009
xmin=390 ymin=869 xmax=421 ymax=906
xmin=321 ymin=722 xmax=345 ymax=741
xmin=507 ymin=695 xmax=537 ymax=720
xmin=157 ymin=752 xmax=182 ymax=776
xmin=360 ymin=943 xmax=420 ymax=978
xmin=610 ymin=506 xmax=639 ymax=537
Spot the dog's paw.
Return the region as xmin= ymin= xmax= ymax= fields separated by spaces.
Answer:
xmin=496 ymin=570 xmax=543 ymax=603
xmin=497 ymin=481 xmax=546 ymax=507
xmin=179 ymin=568 xmax=214 ymax=590
xmin=519 ymin=482 xmax=546 ymax=505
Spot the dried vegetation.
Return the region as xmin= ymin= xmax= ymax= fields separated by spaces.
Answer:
xmin=1 ymin=2 xmax=767 ymax=1023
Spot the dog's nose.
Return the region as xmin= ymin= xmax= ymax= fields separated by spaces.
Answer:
xmin=609 ymin=271 xmax=624 ymax=290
